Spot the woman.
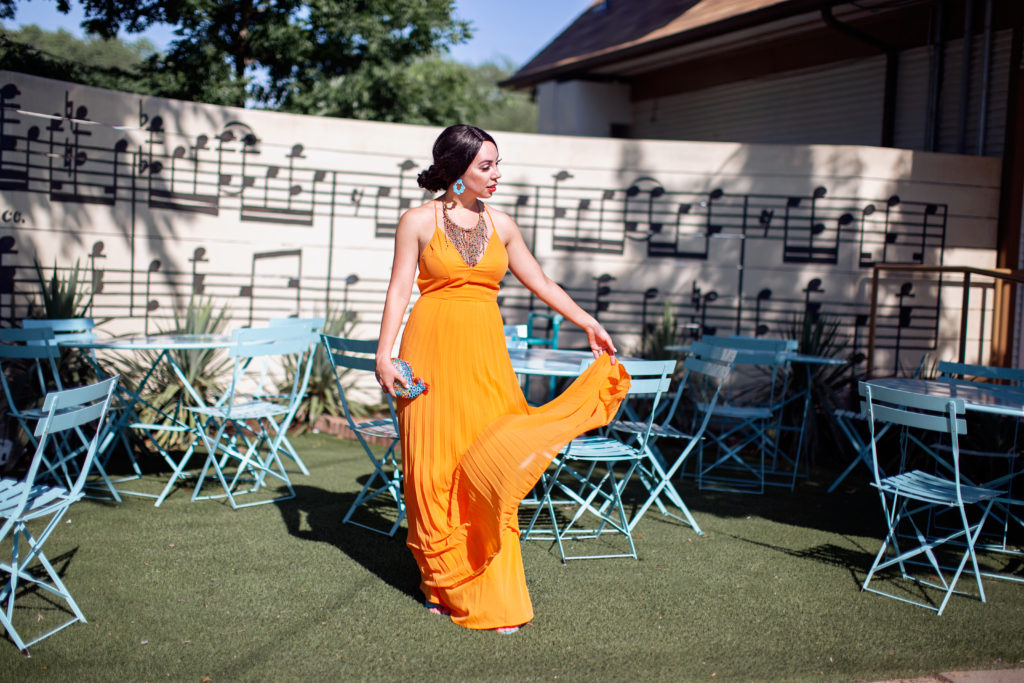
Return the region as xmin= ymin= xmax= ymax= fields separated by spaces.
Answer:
xmin=375 ymin=124 xmax=629 ymax=632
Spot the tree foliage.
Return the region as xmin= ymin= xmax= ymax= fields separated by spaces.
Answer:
xmin=0 ymin=3 xmax=537 ymax=131
xmin=0 ymin=26 xmax=162 ymax=95
xmin=3 ymin=0 xmax=471 ymax=112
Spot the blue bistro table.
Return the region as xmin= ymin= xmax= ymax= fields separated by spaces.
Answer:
xmin=862 ymin=376 xmax=1024 ymax=577
xmin=666 ymin=343 xmax=847 ymax=489
xmin=60 ymin=334 xmax=235 ymax=506
xmin=507 ymin=347 xmax=598 ymax=378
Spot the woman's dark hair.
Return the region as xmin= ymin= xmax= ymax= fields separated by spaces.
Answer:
xmin=417 ymin=125 xmax=496 ymax=193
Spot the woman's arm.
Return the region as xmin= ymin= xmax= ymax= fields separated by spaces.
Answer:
xmin=375 ymin=209 xmax=426 ymax=397
xmin=501 ymin=215 xmax=617 ymax=360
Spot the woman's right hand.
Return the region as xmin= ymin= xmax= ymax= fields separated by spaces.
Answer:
xmin=375 ymin=357 xmax=405 ymax=398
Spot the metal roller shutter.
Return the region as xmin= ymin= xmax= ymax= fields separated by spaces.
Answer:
xmin=631 ymin=56 xmax=886 ymax=146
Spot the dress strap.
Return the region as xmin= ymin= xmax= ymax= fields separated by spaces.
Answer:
xmin=482 ymin=203 xmax=496 ymax=241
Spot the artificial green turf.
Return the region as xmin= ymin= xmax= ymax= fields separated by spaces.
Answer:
xmin=1 ymin=433 xmax=1022 ymax=681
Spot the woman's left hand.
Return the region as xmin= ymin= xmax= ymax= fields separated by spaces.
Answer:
xmin=585 ymin=323 xmax=617 ymax=364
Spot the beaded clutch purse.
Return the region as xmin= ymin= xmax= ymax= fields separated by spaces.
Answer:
xmin=392 ymin=358 xmax=429 ymax=399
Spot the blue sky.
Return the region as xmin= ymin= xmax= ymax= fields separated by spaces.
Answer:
xmin=7 ymin=0 xmax=594 ymax=69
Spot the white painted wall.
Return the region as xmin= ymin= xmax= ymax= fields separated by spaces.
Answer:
xmin=0 ymin=70 xmax=1005 ymax=372
xmin=537 ymin=80 xmax=632 ymax=138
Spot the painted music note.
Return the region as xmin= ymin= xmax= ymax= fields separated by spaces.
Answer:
xmin=754 ymin=288 xmax=772 ymax=336
xmin=640 ymin=287 xmax=659 ymax=350
xmin=144 ymin=259 xmax=161 ymax=335
xmin=593 ymin=273 xmax=614 ymax=321
xmin=88 ymin=241 xmax=105 ymax=295
xmin=149 ymin=128 xmax=220 ymax=215
xmin=240 ymin=249 xmax=303 ymax=324
xmin=0 ymin=235 xmax=17 ymax=320
xmin=759 ymin=208 xmax=773 ymax=237
xmin=892 ymin=282 xmax=915 ymax=374
xmin=700 ymin=290 xmax=719 ymax=336
xmin=190 ymin=247 xmax=208 ymax=295
xmin=650 ymin=188 xmax=723 ymax=259
xmin=851 ymin=313 xmax=869 ymax=355
xmin=803 ymin=278 xmax=824 ymax=323
xmin=373 ymin=160 xmax=418 ymax=238
xmin=913 ymin=204 xmax=939 ymax=263
xmin=553 ymin=180 xmax=623 ymax=253
xmin=858 ymin=203 xmax=877 ymax=266
xmin=0 ymin=84 xmax=29 ymax=191
xmin=239 ymin=142 xmax=317 ymax=226
xmin=881 ymin=195 xmax=901 ymax=263
xmin=780 ymin=186 xmax=841 ymax=264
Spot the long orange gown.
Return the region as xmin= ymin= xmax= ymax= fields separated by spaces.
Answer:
xmin=396 ymin=202 xmax=630 ymax=630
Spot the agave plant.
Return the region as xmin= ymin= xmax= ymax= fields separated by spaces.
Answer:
xmin=281 ymin=309 xmax=373 ymax=434
xmin=30 ymin=259 xmax=95 ymax=319
xmin=636 ymin=301 xmax=686 ymax=362
xmin=114 ymin=296 xmax=232 ymax=448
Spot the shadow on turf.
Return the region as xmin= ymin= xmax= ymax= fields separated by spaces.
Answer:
xmin=273 ymin=485 xmax=421 ymax=602
xmin=0 ymin=547 xmax=81 ymax=650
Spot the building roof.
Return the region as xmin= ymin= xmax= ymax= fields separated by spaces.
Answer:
xmin=504 ymin=0 xmax=845 ymax=88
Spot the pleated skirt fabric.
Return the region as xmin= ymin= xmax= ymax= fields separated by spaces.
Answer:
xmin=395 ymin=212 xmax=629 ymax=630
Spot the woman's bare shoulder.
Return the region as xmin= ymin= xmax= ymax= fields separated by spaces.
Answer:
xmin=398 ymin=200 xmax=438 ymax=238
xmin=485 ymin=203 xmax=520 ymax=240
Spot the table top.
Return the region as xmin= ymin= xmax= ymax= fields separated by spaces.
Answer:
xmin=865 ymin=377 xmax=1024 ymax=418
xmin=508 ymin=348 xmax=596 ymax=377
xmin=664 ymin=344 xmax=845 ymax=366
xmin=59 ymin=333 xmax=235 ymax=351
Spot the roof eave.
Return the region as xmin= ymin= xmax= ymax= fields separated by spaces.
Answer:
xmin=500 ymin=0 xmax=848 ymax=90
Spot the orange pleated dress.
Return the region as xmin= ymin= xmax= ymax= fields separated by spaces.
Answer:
xmin=396 ymin=202 xmax=631 ymax=630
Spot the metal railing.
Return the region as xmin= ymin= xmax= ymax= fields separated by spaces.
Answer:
xmin=866 ymin=264 xmax=1024 ymax=377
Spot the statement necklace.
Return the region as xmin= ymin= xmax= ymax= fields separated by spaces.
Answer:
xmin=441 ymin=201 xmax=489 ymax=267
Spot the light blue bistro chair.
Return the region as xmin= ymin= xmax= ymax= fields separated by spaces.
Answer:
xmin=254 ymin=317 xmax=326 ymax=476
xmin=503 ymin=324 xmax=528 ymax=350
xmin=522 ymin=358 xmax=675 ymax=561
xmin=695 ymin=336 xmax=795 ymax=494
xmin=859 ymin=381 xmax=1003 ymax=615
xmin=188 ymin=324 xmax=317 ymax=508
xmin=0 ymin=327 xmax=64 ymax=456
xmin=21 ymin=318 xmax=146 ymax=500
xmin=930 ymin=361 xmax=1024 ymax=555
xmin=0 ymin=376 xmax=118 ymax=654
xmin=321 ymin=335 xmax=404 ymax=536
xmin=609 ymin=342 xmax=736 ymax=535
xmin=0 ymin=327 xmax=121 ymax=500
xmin=827 ymin=353 xmax=930 ymax=494
xmin=525 ymin=311 xmax=564 ymax=400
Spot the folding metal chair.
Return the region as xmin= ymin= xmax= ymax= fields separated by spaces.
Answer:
xmin=0 ymin=376 xmax=118 ymax=653
xmin=828 ymin=353 xmax=931 ymax=493
xmin=188 ymin=324 xmax=316 ymax=508
xmin=859 ymin=381 xmax=1003 ymax=615
xmin=320 ymin=335 xmax=403 ymax=536
xmin=503 ymin=324 xmax=528 ymax=350
xmin=0 ymin=328 xmax=123 ymax=501
xmin=21 ymin=318 xmax=144 ymax=499
xmin=929 ymin=361 xmax=1024 ymax=556
xmin=609 ymin=343 xmax=735 ymax=534
xmin=695 ymin=337 xmax=793 ymax=494
xmin=525 ymin=311 xmax=564 ymax=400
xmin=522 ymin=359 xmax=673 ymax=561
xmin=251 ymin=317 xmax=326 ymax=476
xmin=0 ymin=327 xmax=63 ymax=454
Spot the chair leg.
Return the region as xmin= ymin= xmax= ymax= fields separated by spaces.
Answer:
xmin=0 ymin=514 xmax=87 ymax=652
xmin=863 ymin=495 xmax=997 ymax=615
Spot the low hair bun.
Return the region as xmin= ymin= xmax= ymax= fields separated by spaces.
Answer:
xmin=417 ymin=165 xmax=447 ymax=192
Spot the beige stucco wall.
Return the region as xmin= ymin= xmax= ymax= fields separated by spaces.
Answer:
xmin=0 ymin=71 xmax=1004 ymax=372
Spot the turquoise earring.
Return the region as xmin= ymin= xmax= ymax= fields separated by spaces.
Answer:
xmin=453 ymin=178 xmax=465 ymax=195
